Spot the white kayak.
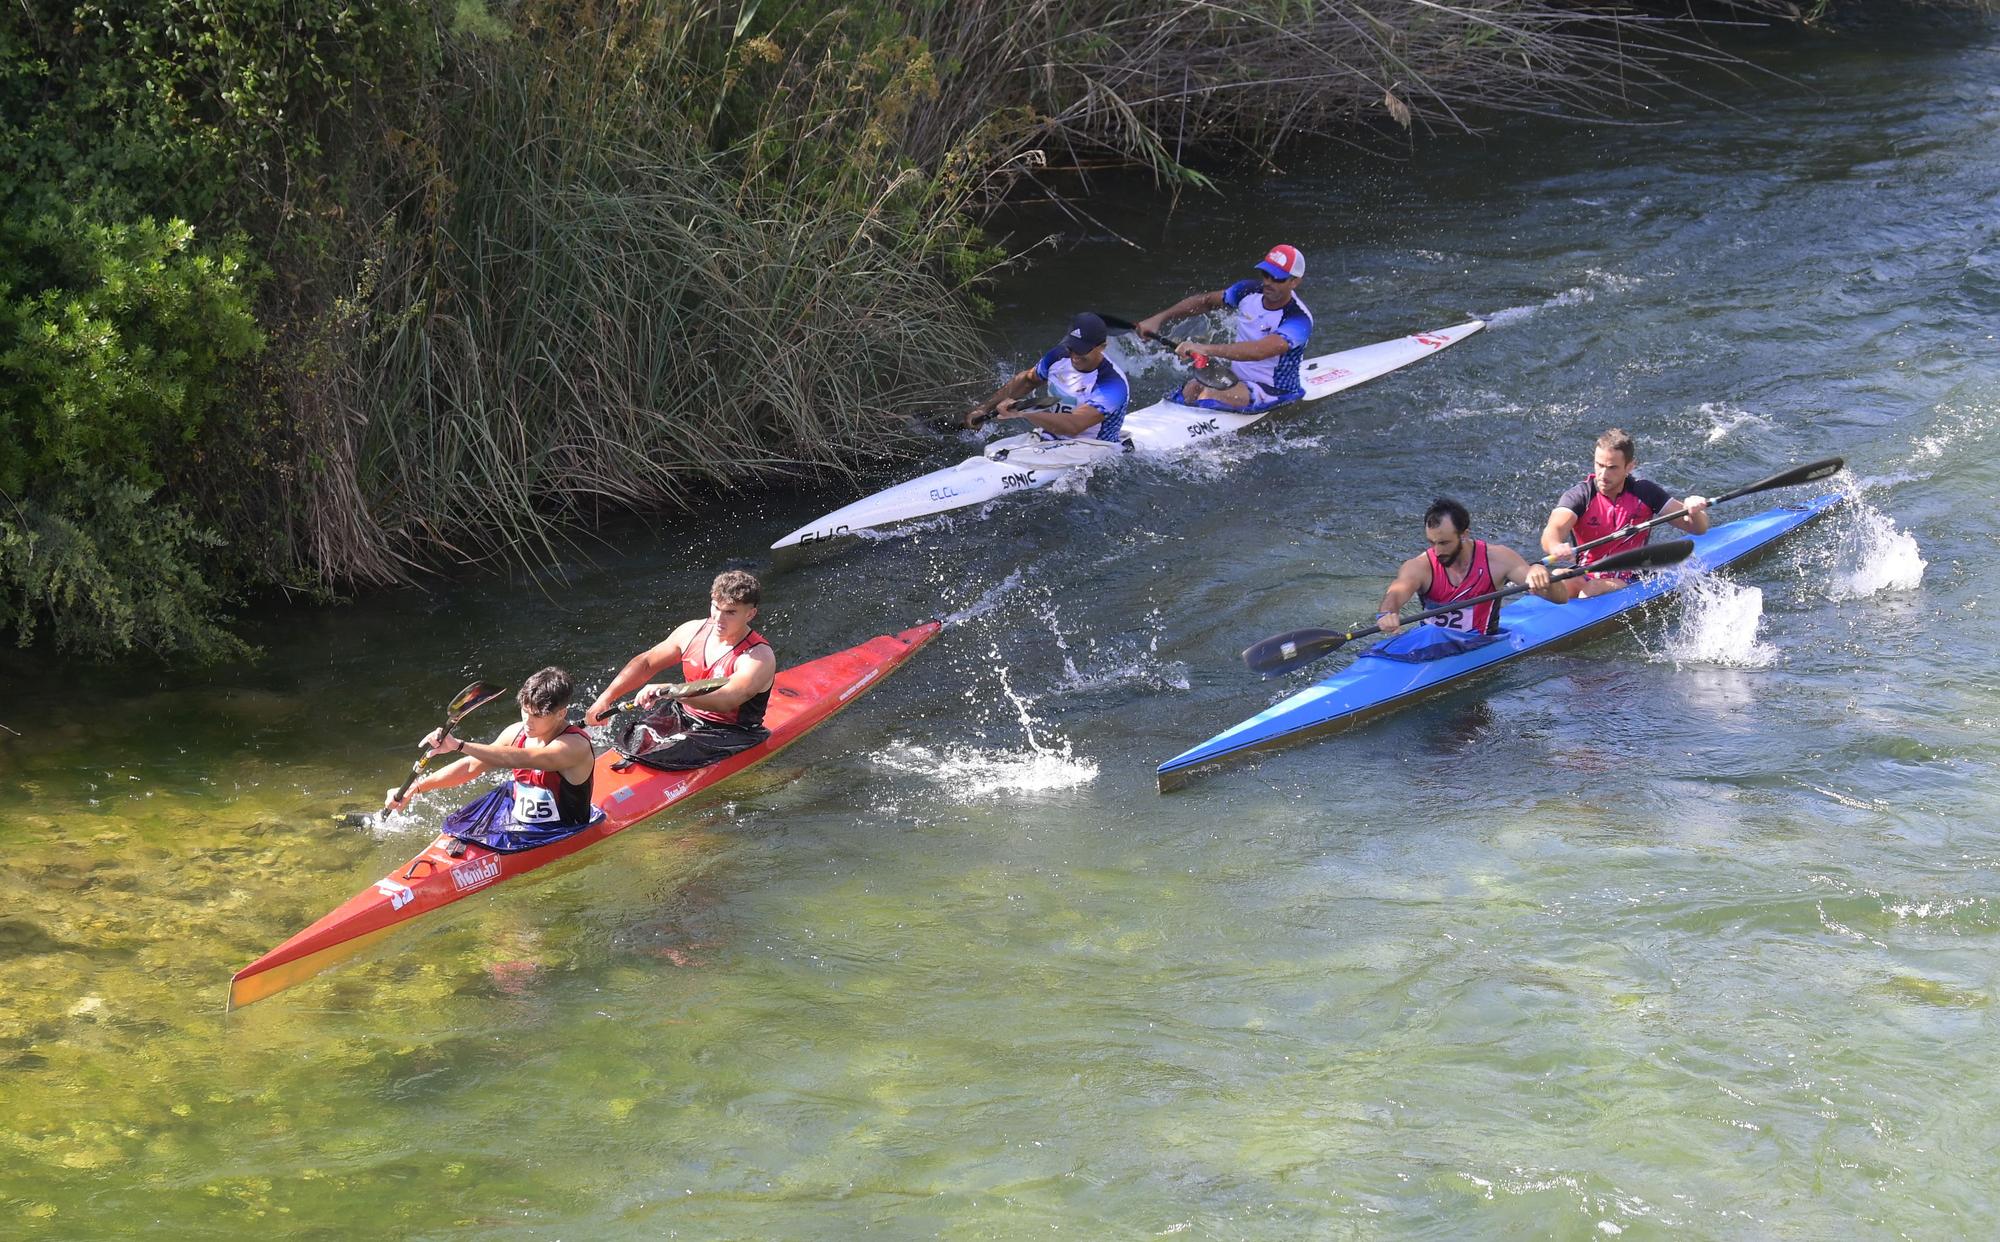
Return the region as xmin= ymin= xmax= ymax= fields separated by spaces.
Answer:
xmin=772 ymin=318 xmax=1485 ymax=549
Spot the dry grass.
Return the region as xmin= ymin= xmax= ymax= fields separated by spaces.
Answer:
xmin=274 ymin=0 xmax=1896 ymax=587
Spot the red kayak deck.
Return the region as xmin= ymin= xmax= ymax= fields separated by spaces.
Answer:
xmin=230 ymin=622 xmax=940 ymax=1008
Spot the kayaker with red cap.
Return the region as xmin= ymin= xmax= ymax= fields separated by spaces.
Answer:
xmin=1377 ymin=498 xmax=1568 ymax=637
xmin=583 ymin=569 xmax=779 ymax=770
xmin=1134 ymin=244 xmax=1315 ymax=410
xmin=962 ymin=311 xmax=1132 ymax=442
xmin=1541 ymin=429 xmax=1711 ymax=598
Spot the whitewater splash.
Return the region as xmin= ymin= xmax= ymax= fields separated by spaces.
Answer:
xmin=873 ymin=738 xmax=1098 ymax=801
xmin=873 ymin=660 xmax=1097 ymax=801
xmin=1038 ymin=603 xmax=1191 ymax=693
xmin=1153 ymin=427 xmax=1326 ymax=483
xmin=1831 ymin=490 xmax=1927 ymax=600
xmin=1485 ymin=267 xmax=1644 ymax=327
xmin=941 ymin=570 xmax=1026 ymax=628
xmin=1697 ymin=401 xmax=1772 ymax=446
xmin=1660 ymin=574 xmax=1777 ymax=668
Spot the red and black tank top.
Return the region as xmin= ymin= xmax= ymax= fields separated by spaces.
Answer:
xmin=1421 ymin=539 xmax=1501 ymax=635
xmin=510 ymin=724 xmax=594 ymax=827
xmin=682 ymin=622 xmax=773 ymax=729
xmin=1558 ymin=475 xmax=1672 ymax=567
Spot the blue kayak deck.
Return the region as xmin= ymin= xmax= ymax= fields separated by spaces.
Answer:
xmin=1156 ymin=493 xmax=1843 ymax=791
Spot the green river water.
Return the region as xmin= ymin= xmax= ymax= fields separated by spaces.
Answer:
xmin=4 ymin=23 xmax=1997 ymax=1240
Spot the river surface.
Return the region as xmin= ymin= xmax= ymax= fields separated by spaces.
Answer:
xmin=5 ymin=24 xmax=1996 ymax=1240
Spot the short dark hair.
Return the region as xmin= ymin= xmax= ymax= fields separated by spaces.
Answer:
xmin=518 ymin=667 xmax=575 ymax=714
xmin=712 ymin=569 xmax=760 ymax=607
xmin=1595 ymin=428 xmax=1635 ymax=464
xmin=1424 ymin=497 xmax=1471 ymax=535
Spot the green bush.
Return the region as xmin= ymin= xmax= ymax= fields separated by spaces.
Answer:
xmin=0 ymin=208 xmax=262 ymax=659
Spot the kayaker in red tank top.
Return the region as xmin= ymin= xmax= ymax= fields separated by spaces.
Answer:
xmin=677 ymin=619 xmax=772 ymax=728
xmin=1375 ymin=497 xmax=1570 ymax=636
xmin=1541 ymin=428 xmax=1711 ymax=598
xmin=583 ymin=569 xmax=779 ymax=771
xmin=1419 ymin=537 xmax=1503 ymax=635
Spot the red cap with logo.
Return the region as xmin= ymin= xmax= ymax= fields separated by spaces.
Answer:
xmin=1254 ymin=244 xmax=1306 ymax=281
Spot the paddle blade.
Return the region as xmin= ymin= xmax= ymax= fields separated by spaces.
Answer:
xmin=1717 ymin=455 xmax=1845 ymax=503
xmin=607 ymin=677 xmax=728 ymax=715
xmin=1586 ymin=539 xmax=1697 ymax=576
xmin=1191 ymin=355 xmax=1238 ymax=390
xmin=1241 ymin=628 xmax=1349 ymax=677
xmin=446 ymin=680 xmax=509 ymax=723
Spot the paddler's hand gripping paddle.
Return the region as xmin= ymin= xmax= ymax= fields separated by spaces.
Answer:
xmin=385 ymin=680 xmax=511 ymax=807
xmin=1095 ymin=314 xmax=1238 ymax=390
xmin=606 ymin=676 xmax=727 ymax=715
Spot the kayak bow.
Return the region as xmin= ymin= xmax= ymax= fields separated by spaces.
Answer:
xmin=772 ymin=319 xmax=1485 ymax=548
xmin=231 ymin=622 xmax=940 ymax=1008
xmin=1156 ymin=495 xmax=1841 ymax=792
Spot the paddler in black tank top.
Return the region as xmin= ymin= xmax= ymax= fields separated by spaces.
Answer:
xmin=583 ymin=569 xmax=779 ymax=771
xmin=1375 ymin=498 xmax=1569 ymax=636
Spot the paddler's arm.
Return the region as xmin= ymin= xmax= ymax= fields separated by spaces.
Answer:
xmin=1135 ymin=290 xmax=1225 ymax=341
xmin=1173 ymin=331 xmax=1288 ymax=364
xmin=1662 ymin=495 xmax=1711 ymax=535
xmin=966 ymin=367 xmax=1041 ymax=428
xmin=1540 ymin=506 xmax=1580 ymax=565
xmin=675 ymin=644 xmax=777 ymax=714
xmin=583 ymin=619 xmax=701 ymax=725
xmin=383 ymin=725 xmax=510 ymax=811
xmin=1021 ymin=402 xmax=1108 ymax=438
xmin=1492 ymin=544 xmax=1568 ymax=605
xmin=452 ymin=729 xmax=588 ymax=774
xmin=1374 ymin=554 xmax=1434 ymax=637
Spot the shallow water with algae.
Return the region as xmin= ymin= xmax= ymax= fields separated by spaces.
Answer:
xmin=6 ymin=25 xmax=2000 ymax=1240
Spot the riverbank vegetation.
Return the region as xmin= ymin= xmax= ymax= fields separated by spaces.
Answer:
xmin=0 ymin=0 xmax=1982 ymax=659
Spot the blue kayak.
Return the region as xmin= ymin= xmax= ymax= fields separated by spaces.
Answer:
xmin=1156 ymin=492 xmax=1844 ymax=792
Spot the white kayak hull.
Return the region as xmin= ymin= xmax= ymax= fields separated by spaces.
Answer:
xmin=772 ymin=318 xmax=1484 ymax=548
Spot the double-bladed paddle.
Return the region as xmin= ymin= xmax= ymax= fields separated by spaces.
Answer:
xmin=1096 ymin=314 xmax=1238 ymax=390
xmin=603 ymin=676 xmax=727 ymax=716
xmin=1241 ymin=540 xmax=1696 ymax=678
xmin=337 ymin=680 xmax=509 ymax=825
xmin=963 ymin=398 xmax=1060 ymax=431
xmin=386 ymin=680 xmax=510 ymax=806
xmin=1552 ymin=456 xmax=1845 ymax=565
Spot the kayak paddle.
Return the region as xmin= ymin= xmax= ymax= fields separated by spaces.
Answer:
xmin=1241 ymin=540 xmax=1697 ymax=678
xmin=604 ymin=676 xmax=727 ymax=716
xmin=1096 ymin=313 xmax=1238 ymax=390
xmin=385 ymin=679 xmax=510 ymax=800
xmin=1552 ymin=456 xmax=1845 ymax=565
xmin=963 ymin=398 xmax=1060 ymax=431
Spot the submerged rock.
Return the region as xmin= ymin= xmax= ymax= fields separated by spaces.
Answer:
xmin=0 ymin=919 xmax=74 ymax=957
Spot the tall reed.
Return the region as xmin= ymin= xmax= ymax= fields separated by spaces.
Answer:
xmin=291 ymin=6 xmax=993 ymax=584
xmin=280 ymin=0 xmax=1887 ymax=589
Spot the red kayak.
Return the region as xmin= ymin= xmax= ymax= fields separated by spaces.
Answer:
xmin=230 ymin=622 xmax=940 ymax=1008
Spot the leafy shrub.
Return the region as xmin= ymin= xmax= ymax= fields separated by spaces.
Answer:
xmin=0 ymin=208 xmax=262 ymax=658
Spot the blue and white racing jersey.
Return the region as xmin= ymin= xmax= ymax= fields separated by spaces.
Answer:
xmin=1221 ymin=280 xmax=1314 ymax=395
xmin=1035 ymin=347 xmax=1131 ymax=442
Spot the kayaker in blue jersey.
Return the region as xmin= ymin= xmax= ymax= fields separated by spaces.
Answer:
xmin=383 ymin=667 xmax=597 ymax=825
xmin=1541 ymin=429 xmax=1710 ymax=597
xmin=962 ymin=311 xmax=1131 ymax=442
xmin=1134 ymin=244 xmax=1314 ymax=410
xmin=1376 ymin=498 xmax=1568 ymax=636
xmin=582 ymin=569 xmax=778 ymax=770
